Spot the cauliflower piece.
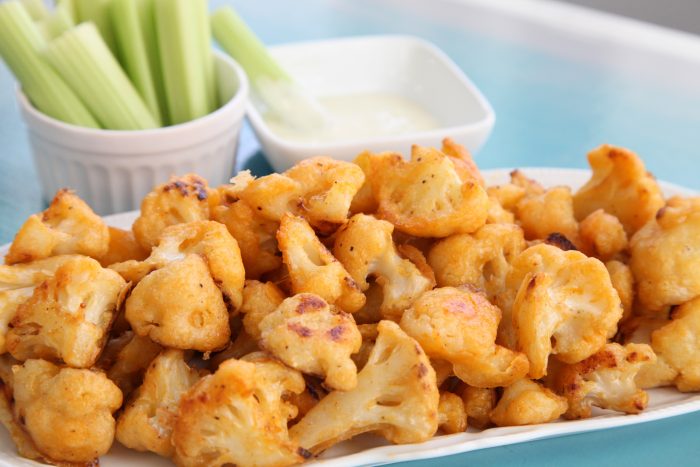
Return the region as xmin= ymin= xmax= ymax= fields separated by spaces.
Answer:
xmin=125 ymin=254 xmax=231 ymax=352
xmin=241 ymin=280 xmax=286 ymax=340
xmin=630 ymin=196 xmax=700 ymax=312
xmin=431 ymin=358 xmax=454 ymax=387
xmin=259 ymin=294 xmax=361 ymax=391
xmin=352 ymin=323 xmax=378 ymax=371
xmin=286 ymin=377 xmax=328 ymax=423
xmin=7 ymin=257 xmax=126 ymax=368
xmin=98 ymin=227 xmax=149 ymax=267
xmin=103 ymin=332 xmax=163 ymax=396
xmin=505 ymin=244 xmax=623 ymax=378
xmin=486 ymin=195 xmax=516 ymax=224
xmin=579 ymin=209 xmax=628 ymax=261
xmin=573 ymin=145 xmax=664 ymax=235
xmin=618 ymin=317 xmax=678 ymax=389
xmin=133 ymin=174 xmax=216 ymax=250
xmin=371 ymin=145 xmax=488 ymax=237
xmin=5 ymin=189 xmax=109 ymax=265
xmin=277 ymin=214 xmax=365 ymax=313
xmin=438 ymin=391 xmax=468 ymax=434
xmin=290 ymin=320 xmax=439 ymax=454
xmin=510 ymin=170 xmax=545 ymax=197
xmin=650 ymin=297 xmax=700 ymax=391
xmin=461 ymin=386 xmax=496 ymax=429
xmin=487 ymin=182 xmax=527 ymax=213
xmin=12 ymin=359 xmax=122 ymax=463
xmin=333 ymin=214 xmax=434 ymax=320
xmin=172 ymin=356 xmax=305 ymax=467
xmin=229 ymin=171 xmax=303 ymax=223
xmin=428 ymin=223 xmax=526 ymax=301
xmin=489 ymin=379 xmax=567 ymax=427
xmin=547 ymin=343 xmax=655 ymax=419
xmin=606 ymin=260 xmax=634 ymax=322
xmin=516 ymin=185 xmax=580 ymax=246
xmin=349 ymin=150 xmax=386 ymax=214
xmin=441 ymin=137 xmax=484 ymax=186
xmin=211 ymin=199 xmax=281 ymax=279
xmin=116 ymin=350 xmax=202 ymax=457
xmin=400 ymin=286 xmax=529 ymax=388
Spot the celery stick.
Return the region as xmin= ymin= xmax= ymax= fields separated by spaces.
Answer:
xmin=194 ymin=0 xmax=217 ymax=111
xmin=36 ymin=5 xmax=74 ymax=40
xmin=136 ymin=0 xmax=169 ymax=124
xmin=44 ymin=22 xmax=158 ymax=130
xmin=0 ymin=2 xmax=98 ymax=128
xmin=20 ymin=0 xmax=48 ymax=21
xmin=154 ymin=0 xmax=210 ymax=125
xmin=74 ymin=0 xmax=116 ymax=55
xmin=55 ymin=0 xmax=77 ymax=23
xmin=111 ymin=0 xmax=162 ymax=125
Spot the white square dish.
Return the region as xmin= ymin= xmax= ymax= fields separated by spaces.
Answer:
xmin=246 ymin=35 xmax=495 ymax=171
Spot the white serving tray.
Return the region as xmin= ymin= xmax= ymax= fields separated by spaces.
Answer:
xmin=0 ymin=168 xmax=697 ymax=467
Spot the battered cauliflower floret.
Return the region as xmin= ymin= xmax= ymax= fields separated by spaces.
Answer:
xmin=438 ymin=391 xmax=468 ymax=434
xmin=504 ymin=244 xmax=623 ymax=378
xmin=400 ymin=287 xmax=529 ymax=388
xmin=489 ymin=379 xmax=567 ymax=427
xmin=240 ymin=280 xmax=286 ymax=340
xmin=277 ymin=214 xmax=365 ymax=313
xmin=333 ymin=214 xmax=434 ymax=320
xmin=103 ymin=332 xmax=163 ymax=396
xmin=125 ymin=254 xmax=231 ymax=352
xmin=12 ymin=359 xmax=122 ymax=463
xmin=618 ymin=317 xmax=678 ymax=389
xmin=228 ymin=171 xmax=302 ymax=223
xmin=461 ymin=386 xmax=496 ymax=429
xmin=515 ymin=185 xmax=580 ymax=246
xmin=7 ymin=256 xmax=126 ymax=368
xmin=649 ymin=297 xmax=700 ymax=391
xmin=349 ymin=150 xmax=387 ymax=214
xmin=352 ymin=323 xmax=378 ymax=371
xmin=259 ymin=294 xmax=361 ymax=391
xmin=486 ymin=195 xmax=516 ymax=224
xmin=172 ymin=356 xmax=305 ymax=467
xmin=211 ymin=199 xmax=281 ymax=279
xmin=133 ymin=174 xmax=216 ymax=250
xmin=487 ymin=181 xmax=527 ymax=213
xmin=371 ymin=145 xmax=488 ymax=237
xmin=290 ymin=321 xmax=439 ymax=454
xmin=98 ymin=227 xmax=149 ymax=267
xmin=606 ymin=260 xmax=635 ymax=321
xmin=428 ymin=223 xmax=526 ymax=301
xmin=441 ymin=137 xmax=484 ymax=186
xmin=116 ymin=350 xmax=202 ymax=457
xmin=579 ymin=209 xmax=628 ymax=261
xmin=5 ymin=189 xmax=109 ymax=265
xmin=573 ymin=144 xmax=664 ymax=235
xmin=547 ymin=343 xmax=655 ymax=419
xmin=510 ymin=170 xmax=545 ymax=197
xmin=630 ymin=196 xmax=700 ymax=312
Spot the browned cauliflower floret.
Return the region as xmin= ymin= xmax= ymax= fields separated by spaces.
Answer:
xmin=510 ymin=169 xmax=545 ymax=197
xmin=172 ymin=356 xmax=305 ymax=467
xmin=7 ymin=256 xmax=126 ymax=368
xmin=5 ymin=189 xmax=109 ymax=265
xmin=240 ymin=280 xmax=286 ymax=340
xmin=116 ymin=349 xmax=202 ymax=457
xmin=371 ymin=145 xmax=488 ymax=237
xmin=503 ymin=244 xmax=622 ymax=378
xmin=573 ymin=145 xmax=664 ymax=235
xmin=349 ymin=150 xmax=386 ymax=214
xmin=618 ymin=317 xmax=677 ymax=389
xmin=277 ymin=214 xmax=365 ymax=313
xmin=428 ymin=223 xmax=526 ymax=301
xmin=12 ymin=359 xmax=122 ymax=463
xmin=333 ymin=214 xmax=433 ymax=320
xmin=461 ymin=386 xmax=496 ymax=429
xmin=125 ymin=254 xmax=230 ymax=352
xmin=400 ymin=287 xmax=529 ymax=388
xmin=487 ymin=181 xmax=527 ymax=213
xmin=606 ymin=260 xmax=635 ymax=321
xmin=630 ymin=196 xmax=700 ymax=312
xmin=212 ymin=199 xmax=281 ymax=279
xmin=486 ymin=195 xmax=516 ymax=224
xmin=579 ymin=209 xmax=628 ymax=261
xmin=438 ymin=391 xmax=468 ymax=434
xmin=489 ymin=379 xmax=567 ymax=427
xmin=259 ymin=293 xmax=361 ymax=391
xmin=290 ymin=320 xmax=439 ymax=454
xmin=441 ymin=138 xmax=484 ymax=186
xmin=133 ymin=174 xmax=216 ymax=250
xmin=516 ymin=185 xmax=580 ymax=246
xmin=103 ymin=332 xmax=163 ymax=396
xmin=547 ymin=343 xmax=655 ymax=419
xmin=98 ymin=226 xmax=149 ymax=267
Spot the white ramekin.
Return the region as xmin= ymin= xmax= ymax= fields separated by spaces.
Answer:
xmin=16 ymin=50 xmax=249 ymax=215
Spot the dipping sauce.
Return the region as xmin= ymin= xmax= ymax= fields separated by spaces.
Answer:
xmin=264 ymin=92 xmax=440 ymax=143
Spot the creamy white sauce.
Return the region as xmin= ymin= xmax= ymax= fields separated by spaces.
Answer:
xmin=264 ymin=92 xmax=440 ymax=143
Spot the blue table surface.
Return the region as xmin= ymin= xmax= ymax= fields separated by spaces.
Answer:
xmin=2 ymin=0 xmax=700 ymax=465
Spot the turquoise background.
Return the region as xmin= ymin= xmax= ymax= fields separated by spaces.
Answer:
xmin=1 ymin=0 xmax=700 ymax=464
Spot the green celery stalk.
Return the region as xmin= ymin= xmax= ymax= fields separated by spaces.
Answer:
xmin=111 ymin=0 xmax=162 ymax=125
xmin=74 ymin=0 xmax=117 ymax=55
xmin=20 ymin=0 xmax=49 ymax=21
xmin=44 ymin=22 xmax=158 ymax=130
xmin=36 ymin=5 xmax=75 ymax=41
xmin=136 ymin=0 xmax=169 ymax=124
xmin=194 ymin=0 xmax=217 ymax=111
xmin=0 ymin=1 xmax=98 ymax=127
xmin=55 ymin=0 xmax=77 ymax=23
xmin=154 ymin=0 xmax=211 ymax=125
